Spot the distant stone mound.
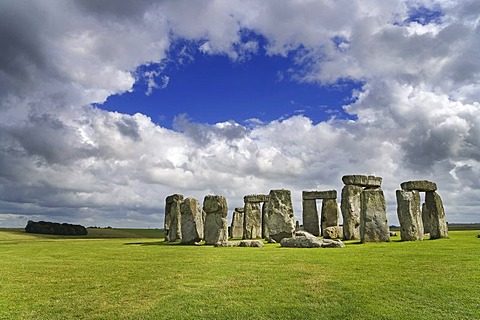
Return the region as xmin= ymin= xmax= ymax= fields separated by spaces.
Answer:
xmin=25 ymin=220 xmax=88 ymax=236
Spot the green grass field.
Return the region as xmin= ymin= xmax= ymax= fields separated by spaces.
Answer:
xmin=1 ymin=229 xmax=479 ymax=319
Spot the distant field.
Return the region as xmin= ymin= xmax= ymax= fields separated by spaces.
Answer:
xmin=0 ymin=228 xmax=164 ymax=240
xmin=1 ymin=229 xmax=479 ymax=319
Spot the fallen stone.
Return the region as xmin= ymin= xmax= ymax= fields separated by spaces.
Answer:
xmin=302 ymin=190 xmax=337 ymax=200
xmin=425 ymin=191 xmax=448 ymax=239
xmin=280 ymin=236 xmax=345 ymax=248
xmin=180 ymin=198 xmax=205 ymax=244
xmin=239 ymin=240 xmax=265 ymax=247
xmin=243 ymin=202 xmax=262 ymax=239
xmin=342 ymin=175 xmax=382 ymax=188
xmin=321 ymin=198 xmax=339 ymax=235
xmin=214 ymin=241 xmax=240 ymax=247
xmin=323 ymin=226 xmax=343 ymax=239
xmin=244 ymin=194 xmax=269 ymax=203
xmin=396 ymin=190 xmax=424 ymax=241
xmin=360 ymin=188 xmax=390 ymax=242
xmin=203 ymin=195 xmax=229 ymax=245
xmin=230 ymin=208 xmax=244 ymax=238
xmin=341 ymin=185 xmax=363 ymax=240
xmin=264 ymin=189 xmax=295 ymax=242
xmin=401 ymin=180 xmax=437 ymax=192
xmin=25 ymin=220 xmax=87 ymax=236
xmin=302 ymin=198 xmax=320 ymax=236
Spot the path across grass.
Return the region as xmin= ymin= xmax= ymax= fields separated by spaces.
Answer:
xmin=1 ymin=229 xmax=479 ymax=319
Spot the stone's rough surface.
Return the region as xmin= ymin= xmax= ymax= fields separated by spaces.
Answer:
xmin=401 ymin=180 xmax=437 ymax=192
xmin=321 ymin=198 xmax=339 ymax=235
xmin=239 ymin=240 xmax=264 ymax=247
xmin=214 ymin=241 xmax=240 ymax=247
xmin=342 ymin=175 xmax=382 ymax=188
xmin=302 ymin=190 xmax=337 ymax=200
xmin=323 ymin=226 xmax=343 ymax=239
xmin=180 ymin=198 xmax=205 ymax=244
xmin=261 ymin=201 xmax=268 ymax=238
xmin=264 ymin=189 xmax=295 ymax=242
xmin=280 ymin=235 xmax=345 ymax=248
xmin=243 ymin=202 xmax=262 ymax=239
xmin=230 ymin=208 xmax=244 ymax=238
xmin=422 ymin=203 xmax=430 ymax=234
xmin=396 ymin=190 xmax=424 ymax=241
xmin=360 ymin=188 xmax=390 ymax=242
xmin=302 ymin=199 xmax=320 ymax=236
xmin=165 ymin=194 xmax=184 ymax=241
xmin=203 ymin=195 xmax=228 ymax=245
xmin=341 ymin=185 xmax=363 ymax=240
xmin=244 ymin=194 xmax=269 ymax=203
xmin=25 ymin=220 xmax=87 ymax=235
xmin=425 ymin=191 xmax=448 ymax=239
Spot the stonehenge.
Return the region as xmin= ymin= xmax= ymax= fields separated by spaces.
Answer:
xmin=162 ymin=177 xmax=449 ymax=246
xmin=302 ymin=190 xmax=338 ymax=236
xmin=396 ymin=180 xmax=448 ymax=240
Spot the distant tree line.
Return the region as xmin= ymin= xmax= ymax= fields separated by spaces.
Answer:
xmin=25 ymin=220 xmax=88 ymax=235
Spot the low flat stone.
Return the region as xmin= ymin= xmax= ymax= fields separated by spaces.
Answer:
xmin=323 ymin=226 xmax=343 ymax=239
xmin=280 ymin=236 xmax=345 ymax=248
xmin=244 ymin=194 xmax=269 ymax=203
xmin=214 ymin=241 xmax=240 ymax=247
xmin=342 ymin=175 xmax=382 ymax=188
xmin=239 ymin=240 xmax=264 ymax=247
xmin=401 ymin=180 xmax=437 ymax=192
xmin=302 ymin=190 xmax=337 ymax=200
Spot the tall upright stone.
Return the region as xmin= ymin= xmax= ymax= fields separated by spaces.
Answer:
xmin=360 ymin=188 xmax=390 ymax=242
xmin=396 ymin=190 xmax=423 ymax=241
xmin=230 ymin=207 xmax=244 ymax=238
xmin=203 ymin=195 xmax=228 ymax=245
xmin=425 ymin=191 xmax=448 ymax=239
xmin=264 ymin=189 xmax=295 ymax=242
xmin=321 ymin=198 xmax=339 ymax=236
xmin=302 ymin=198 xmax=319 ymax=236
xmin=261 ymin=201 xmax=268 ymax=238
xmin=181 ymin=198 xmax=205 ymax=244
xmin=422 ymin=202 xmax=430 ymax=234
xmin=243 ymin=202 xmax=262 ymax=239
xmin=341 ymin=185 xmax=363 ymax=240
xmin=165 ymin=194 xmax=184 ymax=242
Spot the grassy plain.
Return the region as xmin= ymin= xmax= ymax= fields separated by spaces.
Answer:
xmin=0 ymin=229 xmax=479 ymax=319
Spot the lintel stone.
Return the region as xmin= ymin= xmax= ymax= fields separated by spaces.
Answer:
xmin=166 ymin=194 xmax=184 ymax=204
xmin=302 ymin=190 xmax=337 ymax=200
xmin=401 ymin=180 xmax=437 ymax=192
xmin=244 ymin=194 xmax=270 ymax=203
xmin=342 ymin=175 xmax=382 ymax=188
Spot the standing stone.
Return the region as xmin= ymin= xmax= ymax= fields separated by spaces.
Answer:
xmin=341 ymin=185 xmax=363 ymax=240
xmin=165 ymin=194 xmax=184 ymax=242
xmin=425 ymin=191 xmax=448 ymax=239
xmin=360 ymin=188 xmax=390 ymax=242
xmin=181 ymin=198 xmax=205 ymax=244
xmin=421 ymin=202 xmax=430 ymax=234
xmin=243 ymin=202 xmax=262 ymax=239
xmin=396 ymin=190 xmax=423 ymax=241
xmin=321 ymin=198 xmax=339 ymax=236
xmin=264 ymin=189 xmax=295 ymax=242
xmin=261 ymin=201 xmax=268 ymax=238
xmin=203 ymin=195 xmax=228 ymax=245
xmin=302 ymin=198 xmax=320 ymax=236
xmin=230 ymin=207 xmax=244 ymax=238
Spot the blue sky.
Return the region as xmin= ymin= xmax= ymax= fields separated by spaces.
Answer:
xmin=99 ymin=38 xmax=360 ymax=128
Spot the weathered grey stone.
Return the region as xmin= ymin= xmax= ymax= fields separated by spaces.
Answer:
xmin=244 ymin=194 xmax=269 ymax=203
xmin=295 ymin=230 xmax=317 ymax=238
xmin=323 ymin=226 xmax=343 ymax=239
xmin=302 ymin=198 xmax=320 ymax=236
xmin=230 ymin=208 xmax=244 ymax=239
xmin=214 ymin=241 xmax=240 ymax=247
xmin=239 ymin=240 xmax=264 ymax=247
xmin=280 ymin=236 xmax=345 ymax=248
xmin=341 ymin=185 xmax=363 ymax=240
xmin=235 ymin=207 xmax=244 ymax=213
xmin=425 ymin=191 xmax=448 ymax=239
xmin=264 ymin=189 xmax=295 ymax=242
xmin=321 ymin=198 xmax=339 ymax=236
xmin=243 ymin=202 xmax=262 ymax=239
xmin=401 ymin=180 xmax=437 ymax=192
xmin=203 ymin=195 xmax=228 ymax=245
xmin=342 ymin=175 xmax=382 ymax=188
xmin=302 ymin=190 xmax=337 ymax=200
xmin=360 ymin=188 xmax=390 ymax=242
xmin=180 ymin=198 xmax=204 ymax=244
xmin=165 ymin=194 xmax=184 ymax=242
xmin=396 ymin=190 xmax=424 ymax=241
xmin=261 ymin=201 xmax=268 ymax=238
xmin=422 ymin=202 xmax=430 ymax=234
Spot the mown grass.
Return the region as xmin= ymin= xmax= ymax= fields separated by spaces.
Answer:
xmin=0 ymin=229 xmax=479 ymax=319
